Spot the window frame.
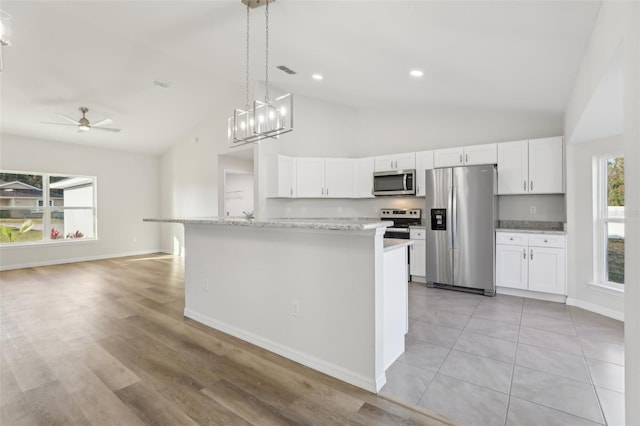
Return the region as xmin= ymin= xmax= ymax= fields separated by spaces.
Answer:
xmin=593 ymin=154 xmax=624 ymax=291
xmin=0 ymin=170 xmax=98 ymax=246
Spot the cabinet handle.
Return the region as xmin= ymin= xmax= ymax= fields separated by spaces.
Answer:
xmin=523 ymin=248 xmax=526 ymax=259
xmin=530 ymin=181 xmax=533 ymax=191
xmin=530 ymin=249 xmax=533 ymax=260
xmin=290 ymin=188 xmax=293 ymax=196
xmin=465 ymin=154 xmax=468 ymax=163
xmin=523 ymin=180 xmax=527 ymax=191
xmin=459 ymin=154 xmax=463 ymax=164
xmin=326 ymin=188 xmax=328 ymax=196
xmin=544 ymin=239 xmax=548 ymax=243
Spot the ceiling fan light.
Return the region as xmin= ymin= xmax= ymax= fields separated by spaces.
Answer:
xmin=78 ymin=124 xmax=90 ymax=132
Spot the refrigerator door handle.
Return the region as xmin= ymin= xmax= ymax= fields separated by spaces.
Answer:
xmin=451 ymin=184 xmax=457 ymax=250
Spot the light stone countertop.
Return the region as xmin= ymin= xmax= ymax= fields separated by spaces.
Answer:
xmin=383 ymin=238 xmax=414 ymax=252
xmin=144 ymin=217 xmax=393 ymax=231
xmin=496 ymin=228 xmax=567 ymax=235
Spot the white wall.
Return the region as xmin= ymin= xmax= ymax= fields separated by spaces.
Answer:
xmin=0 ymin=133 xmax=161 ymax=269
xmin=566 ymin=134 xmax=624 ymax=318
xmin=564 ymin=2 xmax=640 ymax=424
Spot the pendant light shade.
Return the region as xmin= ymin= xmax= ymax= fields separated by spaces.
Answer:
xmin=0 ymin=10 xmax=13 ymax=72
xmin=228 ymin=0 xmax=293 ymax=147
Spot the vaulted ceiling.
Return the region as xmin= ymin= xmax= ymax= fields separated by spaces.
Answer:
xmin=0 ymin=1 xmax=601 ymax=154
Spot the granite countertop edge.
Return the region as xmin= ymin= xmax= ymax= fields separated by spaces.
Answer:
xmin=496 ymin=228 xmax=567 ymax=235
xmin=143 ymin=218 xmax=393 ymax=231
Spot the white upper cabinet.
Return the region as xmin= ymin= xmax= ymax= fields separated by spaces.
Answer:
xmin=374 ymin=152 xmax=416 ymax=172
xmin=497 ymin=140 xmax=529 ymax=194
xmin=296 ymin=157 xmax=325 ymax=198
xmin=433 ymin=147 xmax=464 ymax=167
xmin=528 ymin=137 xmax=564 ymax=194
xmin=267 ymin=155 xmax=296 ymax=198
xmin=415 ymin=150 xmax=434 ymax=197
xmin=464 ymin=143 xmax=498 ymax=165
xmin=324 ymin=158 xmax=354 ymax=198
xmin=434 ymin=144 xmax=497 ymax=168
xmin=352 ymin=157 xmax=374 ymax=198
xmin=296 ymin=158 xmax=353 ymax=198
xmin=497 ymin=136 xmax=563 ymax=195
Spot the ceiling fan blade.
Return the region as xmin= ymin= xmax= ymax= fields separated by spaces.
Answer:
xmin=55 ymin=113 xmax=80 ymax=125
xmin=91 ymin=118 xmax=113 ymax=127
xmin=91 ymin=126 xmax=121 ymax=133
xmin=41 ymin=121 xmax=77 ymax=127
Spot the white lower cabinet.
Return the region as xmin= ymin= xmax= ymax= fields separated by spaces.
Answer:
xmin=496 ymin=232 xmax=566 ymax=295
xmin=409 ymin=228 xmax=426 ymax=280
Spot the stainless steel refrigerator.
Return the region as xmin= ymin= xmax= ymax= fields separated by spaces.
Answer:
xmin=425 ymin=165 xmax=497 ymax=296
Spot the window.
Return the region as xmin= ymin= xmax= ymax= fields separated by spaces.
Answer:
xmin=594 ymin=155 xmax=624 ymax=289
xmin=0 ymin=171 xmax=97 ymax=244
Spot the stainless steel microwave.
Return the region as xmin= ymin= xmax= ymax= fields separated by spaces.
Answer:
xmin=373 ymin=169 xmax=416 ymax=196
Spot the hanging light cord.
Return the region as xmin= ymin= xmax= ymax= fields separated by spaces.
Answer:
xmin=245 ymin=3 xmax=250 ymax=110
xmin=264 ymin=1 xmax=270 ymax=104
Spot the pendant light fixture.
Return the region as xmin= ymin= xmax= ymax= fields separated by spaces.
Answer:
xmin=228 ymin=0 xmax=293 ymax=147
xmin=0 ymin=10 xmax=12 ymax=72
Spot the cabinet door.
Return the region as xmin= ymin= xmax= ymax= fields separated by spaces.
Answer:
xmin=496 ymin=244 xmax=528 ymax=289
xmin=434 ymin=147 xmax=464 ymax=168
xmin=295 ymin=158 xmax=325 ymax=198
xmin=464 ymin=143 xmax=497 ymax=165
xmin=374 ymin=155 xmax=397 ymax=172
xmin=497 ymin=140 xmax=528 ymax=194
xmin=394 ymin=152 xmax=416 ymax=170
xmin=528 ymin=137 xmax=564 ymax=194
xmin=528 ymin=246 xmax=566 ymax=294
xmin=415 ymin=150 xmax=434 ymax=197
xmin=267 ymin=155 xmax=296 ymax=198
xmin=324 ymin=158 xmax=353 ymax=198
xmin=410 ymin=240 xmax=426 ymax=277
xmin=374 ymin=153 xmax=416 ymax=171
xmin=353 ymin=157 xmax=374 ymax=198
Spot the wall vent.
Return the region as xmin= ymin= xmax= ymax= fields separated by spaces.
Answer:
xmin=277 ymin=65 xmax=297 ymax=75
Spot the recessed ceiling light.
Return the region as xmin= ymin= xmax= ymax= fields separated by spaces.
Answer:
xmin=409 ymin=70 xmax=424 ymax=78
xmin=312 ymin=73 xmax=323 ymax=81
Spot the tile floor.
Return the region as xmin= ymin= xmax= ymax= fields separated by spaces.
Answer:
xmin=380 ymin=283 xmax=625 ymax=426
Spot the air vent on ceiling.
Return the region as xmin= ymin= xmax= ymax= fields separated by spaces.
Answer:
xmin=277 ymin=65 xmax=297 ymax=75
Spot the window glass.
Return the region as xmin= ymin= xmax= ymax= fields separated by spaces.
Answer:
xmin=596 ymin=156 xmax=624 ymax=287
xmin=0 ymin=173 xmax=44 ymax=243
xmin=0 ymin=171 xmax=96 ymax=244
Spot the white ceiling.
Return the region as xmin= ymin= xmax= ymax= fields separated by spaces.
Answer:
xmin=0 ymin=0 xmax=601 ymax=155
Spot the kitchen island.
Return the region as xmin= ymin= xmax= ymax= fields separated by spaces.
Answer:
xmin=144 ymin=217 xmax=410 ymax=393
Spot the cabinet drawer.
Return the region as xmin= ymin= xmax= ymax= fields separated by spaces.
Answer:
xmin=410 ymin=229 xmax=425 ymax=239
xmin=496 ymin=232 xmax=528 ymax=246
xmin=528 ymin=234 xmax=565 ymax=248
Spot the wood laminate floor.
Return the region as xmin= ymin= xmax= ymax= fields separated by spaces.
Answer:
xmin=0 ymin=254 xmax=451 ymax=426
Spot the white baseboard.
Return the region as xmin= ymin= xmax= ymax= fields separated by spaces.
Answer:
xmin=184 ymin=308 xmax=380 ymax=393
xmin=497 ymin=287 xmax=567 ymax=303
xmin=0 ymin=249 xmax=165 ymax=271
xmin=566 ymin=298 xmax=624 ymax=321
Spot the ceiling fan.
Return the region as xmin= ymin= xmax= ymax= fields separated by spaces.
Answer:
xmin=42 ymin=107 xmax=121 ymax=133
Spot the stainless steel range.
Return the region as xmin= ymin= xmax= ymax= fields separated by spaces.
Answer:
xmin=380 ymin=208 xmax=422 ymax=239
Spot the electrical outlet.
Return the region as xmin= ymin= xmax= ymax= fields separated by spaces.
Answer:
xmin=530 ymin=205 xmax=536 ymax=214
xmin=203 ymin=278 xmax=209 ymax=291
xmin=292 ymin=300 xmax=300 ymax=317
xmin=337 ymin=206 xmax=343 ymax=214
